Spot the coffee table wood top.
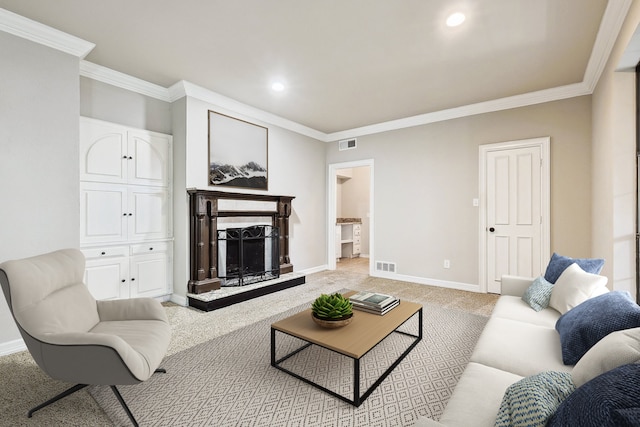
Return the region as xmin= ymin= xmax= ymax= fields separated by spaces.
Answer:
xmin=271 ymin=291 xmax=422 ymax=359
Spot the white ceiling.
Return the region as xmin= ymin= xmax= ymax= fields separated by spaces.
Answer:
xmin=0 ymin=0 xmax=623 ymax=136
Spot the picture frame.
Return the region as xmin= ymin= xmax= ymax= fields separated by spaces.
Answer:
xmin=208 ymin=110 xmax=268 ymax=190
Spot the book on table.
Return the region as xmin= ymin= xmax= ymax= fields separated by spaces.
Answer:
xmin=349 ymin=291 xmax=399 ymax=315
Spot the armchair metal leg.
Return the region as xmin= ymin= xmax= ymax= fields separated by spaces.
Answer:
xmin=28 ymin=369 xmax=166 ymax=426
xmin=110 ymin=369 xmax=166 ymax=427
xmin=110 ymin=386 xmax=139 ymax=427
xmin=28 ymin=383 xmax=88 ymax=418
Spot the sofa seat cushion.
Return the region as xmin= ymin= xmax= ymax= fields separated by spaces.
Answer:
xmin=90 ymin=319 xmax=171 ymax=381
xmin=436 ymin=362 xmax=522 ymax=427
xmin=491 ymin=295 xmax=560 ymax=328
xmin=471 ymin=317 xmax=571 ymax=377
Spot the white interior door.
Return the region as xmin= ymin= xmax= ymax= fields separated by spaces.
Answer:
xmin=481 ymin=138 xmax=550 ymax=293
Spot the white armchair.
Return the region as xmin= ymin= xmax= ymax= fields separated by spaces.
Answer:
xmin=0 ymin=248 xmax=172 ymax=426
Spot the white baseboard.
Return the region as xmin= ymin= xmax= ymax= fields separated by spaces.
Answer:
xmin=170 ymin=293 xmax=188 ymax=307
xmin=371 ymin=271 xmax=481 ymax=293
xmin=0 ymin=338 xmax=26 ymax=356
xmin=299 ymin=264 xmax=328 ymax=275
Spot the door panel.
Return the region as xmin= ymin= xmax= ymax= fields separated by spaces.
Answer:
xmin=486 ymin=145 xmax=542 ymax=293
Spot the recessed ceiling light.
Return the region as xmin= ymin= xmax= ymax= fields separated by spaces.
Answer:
xmin=271 ymin=82 xmax=285 ymax=92
xmin=446 ymin=12 xmax=465 ymax=27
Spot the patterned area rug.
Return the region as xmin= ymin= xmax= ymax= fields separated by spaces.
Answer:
xmin=89 ymin=301 xmax=488 ymax=426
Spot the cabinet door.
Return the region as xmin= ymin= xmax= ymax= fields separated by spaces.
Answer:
xmin=128 ymin=187 xmax=170 ymax=241
xmin=84 ymin=256 xmax=129 ymax=300
xmin=80 ymin=119 xmax=128 ymax=183
xmin=127 ymin=131 xmax=170 ymax=186
xmin=130 ymin=253 xmax=168 ymax=298
xmin=80 ymin=183 xmax=128 ymax=244
xmin=352 ymin=224 xmax=362 ymax=255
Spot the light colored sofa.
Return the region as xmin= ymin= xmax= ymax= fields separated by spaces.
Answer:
xmin=414 ymin=273 xmax=599 ymax=427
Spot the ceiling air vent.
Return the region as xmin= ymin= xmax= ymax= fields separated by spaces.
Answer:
xmin=338 ymin=138 xmax=357 ymax=151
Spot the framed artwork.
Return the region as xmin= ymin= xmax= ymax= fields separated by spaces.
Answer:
xmin=208 ymin=110 xmax=268 ymax=190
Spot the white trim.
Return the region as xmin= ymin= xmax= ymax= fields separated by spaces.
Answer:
xmin=371 ymin=271 xmax=480 ymax=293
xmin=0 ymin=338 xmax=26 ymax=356
xmin=0 ymin=8 xmax=94 ymax=58
xmin=327 ymin=159 xmax=374 ymax=274
xmin=169 ymin=80 xmax=326 ymax=141
xmin=169 ymin=293 xmax=188 ymax=307
xmin=0 ymin=0 xmax=630 ymax=140
xmin=299 ymin=264 xmax=329 ymax=275
xmin=478 ymin=137 xmax=551 ymax=293
xmin=80 ymin=61 xmax=171 ymax=102
xmin=327 ymin=83 xmax=590 ymax=141
xmin=584 ymin=0 xmax=632 ymax=87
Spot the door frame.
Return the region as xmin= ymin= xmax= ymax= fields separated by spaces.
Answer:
xmin=327 ymin=159 xmax=374 ymax=273
xmin=478 ymin=137 xmax=551 ymax=293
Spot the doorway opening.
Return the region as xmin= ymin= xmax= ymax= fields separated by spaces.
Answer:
xmin=327 ymin=160 xmax=374 ymax=274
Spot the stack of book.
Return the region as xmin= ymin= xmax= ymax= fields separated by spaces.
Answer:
xmin=349 ymin=291 xmax=399 ymax=315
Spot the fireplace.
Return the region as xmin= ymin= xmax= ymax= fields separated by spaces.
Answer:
xmin=217 ymin=225 xmax=279 ymax=286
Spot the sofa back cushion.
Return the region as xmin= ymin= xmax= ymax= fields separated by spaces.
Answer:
xmin=572 ymin=327 xmax=640 ymax=387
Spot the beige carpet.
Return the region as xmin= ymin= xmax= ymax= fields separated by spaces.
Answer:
xmin=0 ymin=259 xmax=498 ymax=426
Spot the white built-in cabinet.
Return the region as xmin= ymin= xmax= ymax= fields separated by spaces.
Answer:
xmin=336 ymin=222 xmax=361 ymax=259
xmin=79 ymin=117 xmax=173 ymax=300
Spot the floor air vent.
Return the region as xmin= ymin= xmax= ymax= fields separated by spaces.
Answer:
xmin=338 ymin=138 xmax=357 ymax=151
xmin=375 ymin=261 xmax=396 ymax=273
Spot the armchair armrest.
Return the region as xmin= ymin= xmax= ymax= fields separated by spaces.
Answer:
xmin=500 ymin=275 xmax=535 ymax=297
xmin=97 ymin=298 xmax=168 ymax=323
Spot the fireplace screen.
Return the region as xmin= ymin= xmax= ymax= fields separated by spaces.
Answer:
xmin=217 ymin=225 xmax=280 ymax=286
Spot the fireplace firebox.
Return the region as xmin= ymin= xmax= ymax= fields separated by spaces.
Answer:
xmin=217 ymin=225 xmax=279 ymax=286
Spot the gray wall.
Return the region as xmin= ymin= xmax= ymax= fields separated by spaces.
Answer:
xmin=0 ymin=32 xmax=81 ymax=345
xmin=170 ymin=96 xmax=327 ymax=301
xmin=326 ymin=96 xmax=593 ymax=288
xmin=80 ymin=77 xmax=172 ymax=134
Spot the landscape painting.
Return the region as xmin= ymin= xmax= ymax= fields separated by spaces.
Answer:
xmin=208 ymin=110 xmax=268 ymax=190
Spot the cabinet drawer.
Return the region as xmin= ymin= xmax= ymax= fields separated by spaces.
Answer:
xmin=353 ymin=244 xmax=361 ymax=254
xmin=353 ymin=225 xmax=361 ymax=236
xmin=131 ymin=241 xmax=170 ymax=255
xmin=81 ymin=246 xmax=129 ymax=259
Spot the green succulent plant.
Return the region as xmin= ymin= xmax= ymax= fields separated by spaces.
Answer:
xmin=311 ymin=293 xmax=353 ymax=319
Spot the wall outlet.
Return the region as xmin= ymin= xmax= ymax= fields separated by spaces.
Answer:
xmin=444 ymin=259 xmax=450 ymax=269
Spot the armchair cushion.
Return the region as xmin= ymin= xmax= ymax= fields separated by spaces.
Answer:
xmin=97 ymin=298 xmax=169 ymax=322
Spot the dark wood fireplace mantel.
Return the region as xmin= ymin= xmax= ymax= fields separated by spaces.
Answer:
xmin=188 ymin=189 xmax=295 ymax=294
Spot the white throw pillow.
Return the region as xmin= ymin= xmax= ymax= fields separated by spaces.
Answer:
xmin=571 ymin=327 xmax=640 ymax=387
xmin=548 ymin=263 xmax=608 ymax=314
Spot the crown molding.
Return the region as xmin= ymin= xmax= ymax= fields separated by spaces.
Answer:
xmin=583 ymin=0 xmax=632 ymax=91
xmin=328 ymin=0 xmax=631 ymax=142
xmin=0 ymin=8 xmax=94 ymax=58
xmin=170 ymin=80 xmax=327 ymax=141
xmin=1 ymin=2 xmax=630 ymax=142
xmin=80 ymin=61 xmax=171 ymax=102
xmin=327 ymin=82 xmax=591 ymax=141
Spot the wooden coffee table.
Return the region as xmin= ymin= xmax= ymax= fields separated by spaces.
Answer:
xmin=270 ymin=291 xmax=422 ymax=406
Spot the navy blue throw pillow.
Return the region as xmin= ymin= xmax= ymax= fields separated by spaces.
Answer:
xmin=547 ymin=364 xmax=640 ymax=427
xmin=544 ymin=253 xmax=604 ymax=284
xmin=555 ymin=291 xmax=640 ymax=365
